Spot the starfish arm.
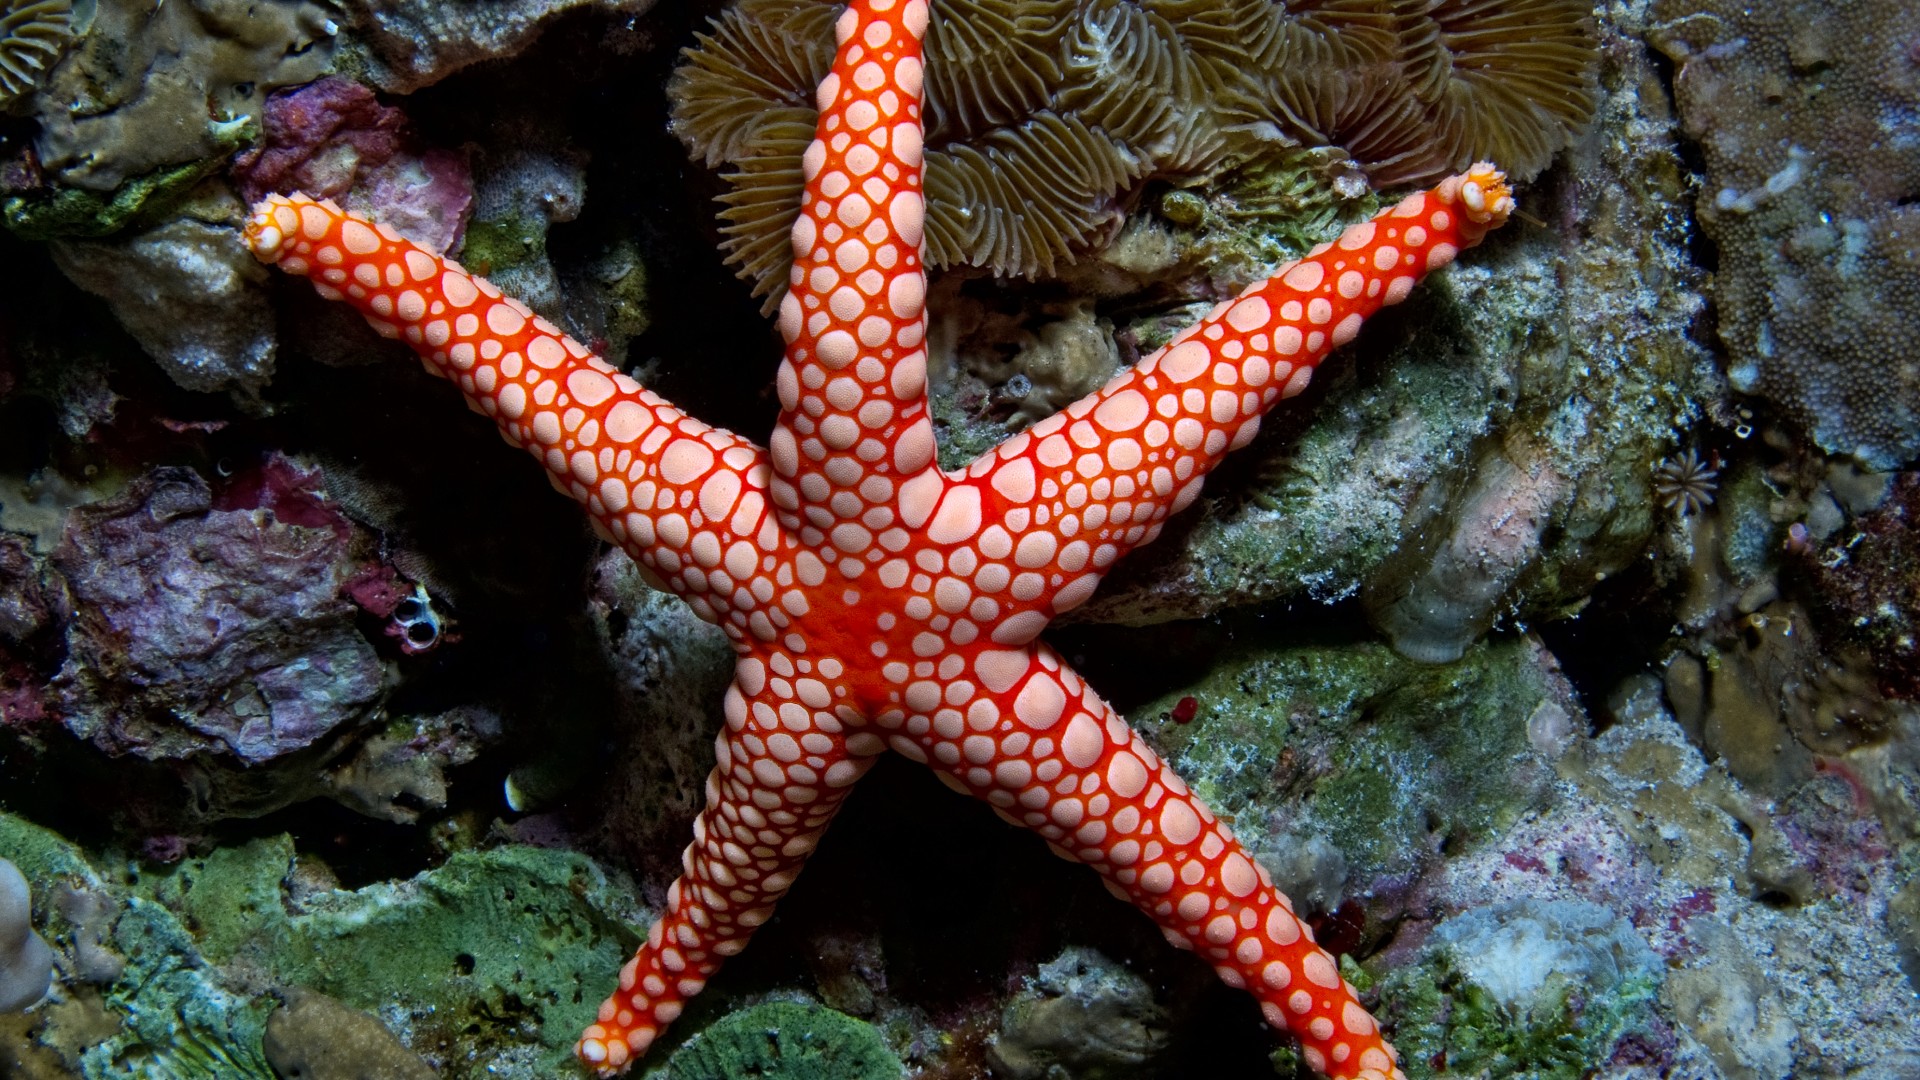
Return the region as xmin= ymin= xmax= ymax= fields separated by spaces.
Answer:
xmin=577 ymin=658 xmax=878 ymax=1075
xmin=768 ymin=0 xmax=944 ymax=574
xmin=888 ymin=642 xmax=1405 ymax=1080
xmin=965 ymin=167 xmax=1515 ymax=622
xmin=242 ymin=195 xmax=778 ymax=629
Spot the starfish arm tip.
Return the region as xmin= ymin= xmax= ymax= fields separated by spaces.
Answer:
xmin=1456 ymin=162 xmax=1516 ymax=228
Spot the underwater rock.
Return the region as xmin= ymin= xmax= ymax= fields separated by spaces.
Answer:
xmin=0 ymin=531 xmax=56 ymax=732
xmin=586 ymin=552 xmax=737 ymax=883
xmin=662 ymin=1000 xmax=903 ymax=1080
xmin=263 ymin=987 xmax=437 ymax=1080
xmin=1075 ymin=0 xmax=1713 ymax=629
xmin=29 ymin=0 xmax=333 ymax=194
xmin=338 ymin=0 xmax=658 ymax=94
xmin=1665 ymin=920 xmax=1798 ymax=1080
xmin=1798 ymin=471 xmax=1920 ymax=700
xmin=1363 ymin=442 xmax=1566 ymax=663
xmin=1433 ymin=668 xmax=1920 ymax=1078
xmin=1891 ymin=877 xmax=1920 ymax=991
xmin=322 ymin=708 xmax=495 ymax=825
xmin=1651 ymin=0 xmax=1920 ymax=469
xmin=927 ymin=292 xmax=1126 ymax=468
xmin=456 ymin=115 xmax=589 ymax=320
xmin=49 ymin=202 xmax=278 ymax=397
xmin=1130 ymin=634 xmax=1568 ymax=925
xmin=986 ymin=945 xmax=1169 ymax=1080
xmin=1377 ymin=899 xmax=1666 ymax=1078
xmin=0 ymin=531 xmax=56 ymax=647
xmin=50 ymin=463 xmax=388 ymax=765
xmin=232 ymin=77 xmax=474 ymax=256
xmin=0 ymin=857 xmax=52 ymax=1013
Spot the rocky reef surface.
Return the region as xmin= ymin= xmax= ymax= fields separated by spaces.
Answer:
xmin=0 ymin=0 xmax=1916 ymax=1077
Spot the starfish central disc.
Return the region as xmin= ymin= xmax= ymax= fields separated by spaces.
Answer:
xmin=242 ymin=0 xmax=1513 ymax=1074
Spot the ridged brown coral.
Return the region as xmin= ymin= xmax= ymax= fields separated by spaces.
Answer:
xmin=670 ymin=0 xmax=1598 ymax=308
xmin=0 ymin=0 xmax=76 ymax=105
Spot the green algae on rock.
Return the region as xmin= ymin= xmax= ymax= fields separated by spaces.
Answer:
xmin=1131 ymin=635 xmax=1567 ymax=920
xmin=0 ymin=812 xmax=644 ymax=1079
xmin=1375 ymin=899 xmax=1665 ymax=1079
xmin=29 ymin=0 xmax=331 ymax=192
xmin=3 ymin=139 xmax=246 ymax=241
xmin=147 ymin=836 xmax=641 ymax=1075
xmin=658 ymin=1000 xmax=903 ymax=1080
xmin=0 ymin=813 xmax=278 ymax=1080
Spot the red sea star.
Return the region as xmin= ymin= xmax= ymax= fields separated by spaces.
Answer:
xmin=242 ymin=1 xmax=1512 ymax=1074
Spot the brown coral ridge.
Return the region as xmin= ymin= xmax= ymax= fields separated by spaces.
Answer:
xmin=0 ymin=0 xmax=75 ymax=105
xmin=670 ymin=0 xmax=1597 ymax=307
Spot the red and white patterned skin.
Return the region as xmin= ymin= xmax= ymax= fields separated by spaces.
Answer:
xmin=243 ymin=1 xmax=1513 ymax=1075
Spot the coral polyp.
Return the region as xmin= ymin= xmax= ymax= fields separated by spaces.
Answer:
xmin=1653 ymin=448 xmax=1719 ymax=517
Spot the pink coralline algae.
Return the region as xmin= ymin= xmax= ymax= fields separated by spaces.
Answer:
xmin=232 ymin=77 xmax=473 ymax=255
xmin=1799 ymin=472 xmax=1920 ymax=698
xmin=50 ymin=460 xmax=388 ymax=764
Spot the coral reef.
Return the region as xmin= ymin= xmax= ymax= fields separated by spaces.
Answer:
xmin=1376 ymin=900 xmax=1665 ymax=1078
xmin=1797 ymin=471 xmax=1920 ymax=699
xmin=335 ymin=0 xmax=659 ymax=94
xmin=1651 ymin=0 xmax=1920 ymax=469
xmin=47 ymin=196 xmax=280 ymax=396
xmin=660 ymin=1000 xmax=903 ymax=1080
xmin=1075 ymin=0 xmax=1715 ymax=632
xmin=0 ymin=811 xmax=645 ymax=1078
xmin=0 ymin=813 xmax=280 ymax=1079
xmin=670 ymin=0 xmax=1599 ymax=306
xmin=456 ymin=114 xmax=590 ymax=320
xmin=0 ymin=0 xmax=1915 ymax=1076
xmin=1362 ymin=444 xmax=1566 ymax=663
xmin=1131 ymin=633 xmax=1567 ymax=921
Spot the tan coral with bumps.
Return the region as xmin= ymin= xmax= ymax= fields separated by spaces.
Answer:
xmin=244 ymin=0 xmax=1514 ymax=1074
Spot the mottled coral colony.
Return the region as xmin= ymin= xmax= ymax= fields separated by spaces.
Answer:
xmin=241 ymin=0 xmax=1536 ymax=1073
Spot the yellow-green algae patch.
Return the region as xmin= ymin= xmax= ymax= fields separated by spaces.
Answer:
xmin=1132 ymin=635 xmax=1561 ymax=902
xmin=146 ymin=835 xmax=641 ymax=1074
xmin=0 ymin=812 xmax=642 ymax=1078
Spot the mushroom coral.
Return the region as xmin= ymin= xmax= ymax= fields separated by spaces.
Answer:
xmin=670 ymin=0 xmax=1596 ymax=307
xmin=0 ymin=0 xmax=77 ymax=106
